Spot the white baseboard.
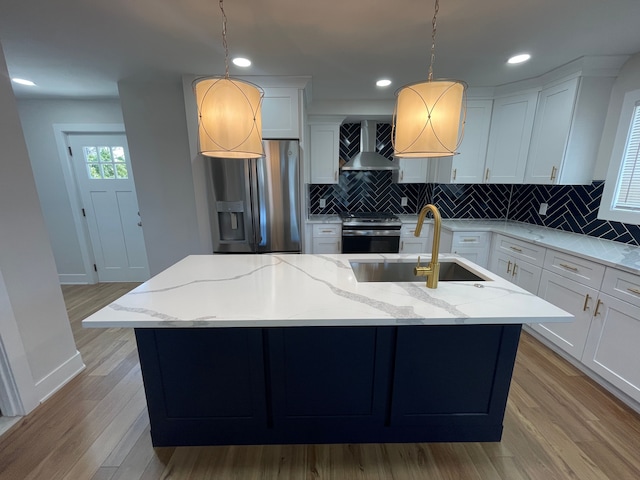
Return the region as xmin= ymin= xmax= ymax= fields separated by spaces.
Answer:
xmin=58 ymin=273 xmax=90 ymax=284
xmin=35 ymin=350 xmax=85 ymax=403
xmin=523 ymin=325 xmax=640 ymax=415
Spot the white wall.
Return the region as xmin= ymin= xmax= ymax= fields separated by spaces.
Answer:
xmin=17 ymin=99 xmax=124 ymax=279
xmin=0 ymin=43 xmax=84 ymax=412
xmin=594 ymin=52 xmax=640 ymax=180
xmin=118 ymin=79 xmax=204 ymax=276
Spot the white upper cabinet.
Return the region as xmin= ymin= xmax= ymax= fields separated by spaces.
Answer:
xmin=484 ymin=91 xmax=539 ymax=184
xmin=394 ymin=158 xmax=429 ymax=183
xmin=524 ymin=75 xmax=615 ymax=185
xmin=309 ymin=118 xmax=344 ymax=184
xmin=261 ymin=87 xmax=302 ymax=139
xmin=430 ymin=99 xmax=493 ymax=184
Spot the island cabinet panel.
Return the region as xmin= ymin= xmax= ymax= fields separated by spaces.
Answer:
xmin=390 ymin=325 xmax=521 ymax=439
xmin=267 ymin=327 xmax=393 ymax=443
xmin=135 ymin=325 xmax=523 ymax=446
xmin=135 ymin=329 xmax=269 ymax=446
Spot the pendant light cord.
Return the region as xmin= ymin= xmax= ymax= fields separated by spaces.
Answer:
xmin=428 ymin=0 xmax=439 ymax=82
xmin=220 ymin=0 xmax=229 ymax=79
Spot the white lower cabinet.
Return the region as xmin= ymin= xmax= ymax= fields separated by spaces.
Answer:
xmin=531 ymin=270 xmax=598 ymax=360
xmin=449 ymin=232 xmax=491 ymax=269
xmin=582 ymin=292 xmax=640 ymax=402
xmin=311 ymin=224 xmax=341 ymax=254
xmin=400 ymin=223 xmax=429 ymax=253
xmin=489 ymin=234 xmax=545 ymax=294
xmin=581 ymin=267 xmax=640 ymax=403
xmin=491 ymin=251 xmax=542 ymax=294
xmin=487 ymin=234 xmax=640 ymax=407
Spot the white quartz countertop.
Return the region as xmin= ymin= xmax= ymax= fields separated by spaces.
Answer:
xmin=307 ymin=215 xmax=342 ymax=223
xmin=307 ymin=215 xmax=640 ymax=274
xmin=82 ymin=253 xmax=572 ymax=329
xmin=436 ymin=219 xmax=640 ymax=275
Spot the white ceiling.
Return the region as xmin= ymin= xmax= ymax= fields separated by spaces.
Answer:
xmin=2 ymin=0 xmax=640 ymax=101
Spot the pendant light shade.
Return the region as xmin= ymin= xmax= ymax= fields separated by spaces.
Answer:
xmin=392 ymin=0 xmax=467 ymax=158
xmin=195 ymin=76 xmax=264 ymax=159
xmin=393 ymin=79 xmax=466 ymax=157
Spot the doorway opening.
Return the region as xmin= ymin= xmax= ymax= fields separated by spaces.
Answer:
xmin=53 ymin=125 xmax=150 ymax=283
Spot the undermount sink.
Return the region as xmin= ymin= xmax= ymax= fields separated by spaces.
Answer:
xmin=349 ymin=260 xmax=488 ymax=283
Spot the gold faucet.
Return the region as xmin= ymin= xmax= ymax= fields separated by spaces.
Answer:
xmin=414 ymin=204 xmax=441 ymax=288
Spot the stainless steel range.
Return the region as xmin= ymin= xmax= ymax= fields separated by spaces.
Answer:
xmin=339 ymin=212 xmax=402 ymax=253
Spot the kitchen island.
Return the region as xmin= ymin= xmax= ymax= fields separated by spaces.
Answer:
xmin=83 ymin=254 xmax=572 ymax=446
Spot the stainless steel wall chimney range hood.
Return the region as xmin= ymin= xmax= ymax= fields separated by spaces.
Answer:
xmin=340 ymin=120 xmax=399 ymax=171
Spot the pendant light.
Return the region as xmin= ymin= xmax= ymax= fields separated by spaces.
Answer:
xmin=194 ymin=0 xmax=264 ymax=159
xmin=393 ymin=0 xmax=467 ymax=158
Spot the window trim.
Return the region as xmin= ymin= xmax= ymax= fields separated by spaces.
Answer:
xmin=598 ymin=88 xmax=640 ymax=223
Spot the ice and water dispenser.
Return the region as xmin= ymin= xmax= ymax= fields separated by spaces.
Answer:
xmin=216 ymin=201 xmax=246 ymax=242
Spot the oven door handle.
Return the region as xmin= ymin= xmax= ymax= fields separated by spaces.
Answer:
xmin=342 ymin=230 xmax=401 ymax=237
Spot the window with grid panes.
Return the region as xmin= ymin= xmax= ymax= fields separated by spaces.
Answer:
xmin=613 ymin=103 xmax=640 ymax=211
xmin=599 ymin=89 xmax=640 ymax=223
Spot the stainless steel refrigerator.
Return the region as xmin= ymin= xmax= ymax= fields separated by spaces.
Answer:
xmin=207 ymin=140 xmax=301 ymax=253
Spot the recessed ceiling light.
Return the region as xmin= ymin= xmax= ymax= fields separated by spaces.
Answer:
xmin=507 ymin=54 xmax=531 ymax=65
xmin=12 ymin=78 xmax=36 ymax=86
xmin=232 ymin=57 xmax=251 ymax=67
xmin=376 ymin=79 xmax=392 ymax=87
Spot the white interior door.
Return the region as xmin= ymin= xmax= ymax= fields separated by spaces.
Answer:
xmin=67 ymin=133 xmax=150 ymax=282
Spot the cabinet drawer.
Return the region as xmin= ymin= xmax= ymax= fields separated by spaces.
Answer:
xmin=543 ymin=249 xmax=605 ymax=290
xmin=600 ymin=267 xmax=640 ymax=308
xmin=401 ymin=223 xmax=430 ymax=238
xmin=312 ymin=224 xmax=341 ymax=237
xmin=493 ymin=234 xmax=545 ymax=267
xmin=452 ymin=232 xmax=490 ymax=247
xmin=312 ymin=237 xmax=341 ymax=254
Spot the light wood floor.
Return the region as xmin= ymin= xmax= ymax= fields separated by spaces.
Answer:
xmin=1 ymin=283 xmax=639 ymax=479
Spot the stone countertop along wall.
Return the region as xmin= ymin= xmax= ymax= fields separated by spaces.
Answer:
xmin=436 ymin=219 xmax=640 ymax=275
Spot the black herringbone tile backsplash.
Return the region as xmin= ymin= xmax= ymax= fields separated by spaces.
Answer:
xmin=309 ymin=171 xmax=426 ymax=214
xmin=309 ymin=124 xmax=640 ymax=245
xmin=509 ymin=182 xmax=640 ymax=246
xmin=433 ymin=184 xmax=512 ymax=218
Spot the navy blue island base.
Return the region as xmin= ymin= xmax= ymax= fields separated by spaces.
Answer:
xmin=134 ymin=324 xmax=522 ymax=446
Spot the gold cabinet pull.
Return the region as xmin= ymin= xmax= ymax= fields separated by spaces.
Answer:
xmin=452 ymin=168 xmax=457 ymax=181
xmin=507 ymin=260 xmax=512 ymax=274
xmin=583 ymin=293 xmax=591 ymax=311
xmin=462 ymin=238 xmax=476 ymax=242
xmin=560 ymin=263 xmax=579 ymax=272
xmin=550 ymin=166 xmax=557 ymax=181
xmin=628 ymin=287 xmax=640 ymax=295
xmin=485 ymin=168 xmax=490 ymax=182
xmin=594 ymin=299 xmax=603 ymax=316
xmin=510 ymin=246 xmax=523 ymax=253
xmin=512 ymin=263 xmax=518 ymax=277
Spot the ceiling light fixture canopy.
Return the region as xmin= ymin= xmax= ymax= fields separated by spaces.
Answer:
xmin=393 ymin=0 xmax=466 ymax=158
xmin=194 ymin=0 xmax=264 ymax=159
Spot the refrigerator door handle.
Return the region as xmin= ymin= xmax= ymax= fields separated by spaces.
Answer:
xmin=249 ymin=158 xmax=262 ymax=248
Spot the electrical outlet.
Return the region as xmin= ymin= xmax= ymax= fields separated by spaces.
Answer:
xmin=539 ymin=202 xmax=548 ymax=215
xmin=401 ymin=197 xmax=408 ymax=207
xmin=319 ymin=198 xmax=326 ymax=208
